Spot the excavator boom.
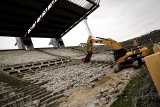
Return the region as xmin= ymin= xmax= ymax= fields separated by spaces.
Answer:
xmin=82 ymin=15 xmax=148 ymax=72
xmin=82 ymin=36 xmax=149 ymax=73
xmin=82 ymin=36 xmax=123 ymax=63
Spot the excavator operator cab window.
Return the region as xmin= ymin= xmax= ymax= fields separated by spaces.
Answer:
xmin=113 ymin=48 xmax=127 ymax=61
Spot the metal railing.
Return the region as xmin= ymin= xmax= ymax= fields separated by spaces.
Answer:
xmin=68 ymin=0 xmax=100 ymax=9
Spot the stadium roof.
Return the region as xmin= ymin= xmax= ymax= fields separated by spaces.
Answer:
xmin=0 ymin=0 xmax=53 ymax=37
xmin=0 ymin=0 xmax=99 ymax=38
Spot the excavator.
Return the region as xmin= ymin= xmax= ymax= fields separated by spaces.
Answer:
xmin=82 ymin=36 xmax=149 ymax=72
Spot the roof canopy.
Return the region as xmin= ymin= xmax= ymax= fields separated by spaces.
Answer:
xmin=0 ymin=0 xmax=99 ymax=38
xmin=0 ymin=0 xmax=53 ymax=37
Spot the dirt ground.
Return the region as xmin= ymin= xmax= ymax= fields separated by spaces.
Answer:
xmin=58 ymin=67 xmax=140 ymax=107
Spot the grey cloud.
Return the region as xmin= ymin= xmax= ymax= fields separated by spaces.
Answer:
xmin=89 ymin=0 xmax=160 ymax=41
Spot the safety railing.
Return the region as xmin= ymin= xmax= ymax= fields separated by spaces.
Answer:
xmin=68 ymin=0 xmax=100 ymax=9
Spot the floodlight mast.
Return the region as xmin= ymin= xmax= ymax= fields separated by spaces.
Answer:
xmin=84 ymin=18 xmax=93 ymax=37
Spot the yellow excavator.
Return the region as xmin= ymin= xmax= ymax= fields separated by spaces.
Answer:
xmin=82 ymin=36 xmax=149 ymax=72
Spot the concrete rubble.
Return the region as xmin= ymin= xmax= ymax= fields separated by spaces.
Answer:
xmin=0 ymin=29 xmax=160 ymax=106
xmin=0 ymin=50 xmax=56 ymax=66
xmin=18 ymin=48 xmax=139 ymax=107
xmin=0 ymin=47 xmax=141 ymax=107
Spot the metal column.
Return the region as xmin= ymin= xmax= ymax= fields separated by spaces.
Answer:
xmin=15 ymin=37 xmax=34 ymax=50
xmin=49 ymin=38 xmax=65 ymax=47
xmin=83 ymin=17 xmax=93 ymax=37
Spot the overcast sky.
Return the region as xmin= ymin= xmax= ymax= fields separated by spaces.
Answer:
xmin=0 ymin=0 xmax=160 ymax=49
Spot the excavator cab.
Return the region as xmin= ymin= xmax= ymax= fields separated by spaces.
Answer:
xmin=113 ymin=48 xmax=127 ymax=61
xmin=82 ymin=36 xmax=148 ymax=72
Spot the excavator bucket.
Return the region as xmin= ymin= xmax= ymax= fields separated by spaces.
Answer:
xmin=82 ymin=53 xmax=92 ymax=63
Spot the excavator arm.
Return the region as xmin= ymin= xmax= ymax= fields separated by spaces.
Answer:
xmin=82 ymin=36 xmax=122 ymax=63
xmin=82 ymin=36 xmax=149 ymax=73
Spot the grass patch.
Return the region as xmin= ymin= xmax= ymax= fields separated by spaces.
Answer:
xmin=111 ymin=66 xmax=159 ymax=107
xmin=111 ymin=70 xmax=144 ymax=107
xmin=148 ymin=48 xmax=154 ymax=55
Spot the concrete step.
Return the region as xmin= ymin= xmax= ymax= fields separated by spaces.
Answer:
xmin=23 ymin=85 xmax=41 ymax=95
xmin=13 ymin=74 xmax=24 ymax=78
xmin=35 ymin=80 xmax=49 ymax=86
xmin=20 ymin=71 xmax=37 ymax=77
xmin=0 ymin=85 xmax=9 ymax=93
xmin=46 ymin=100 xmax=57 ymax=107
xmin=0 ymin=72 xmax=30 ymax=88
xmin=0 ymin=86 xmax=12 ymax=92
xmin=30 ymin=88 xmax=46 ymax=96
xmin=0 ymin=92 xmax=24 ymax=106
xmin=46 ymin=99 xmax=62 ymax=107
xmin=16 ymin=84 xmax=39 ymax=92
xmin=41 ymin=94 xmax=64 ymax=106
xmin=29 ymin=80 xmax=49 ymax=89
xmin=14 ymin=70 xmax=35 ymax=75
xmin=32 ymin=89 xmax=48 ymax=99
xmin=21 ymin=70 xmax=35 ymax=74
xmin=40 ymin=94 xmax=53 ymax=103
xmin=0 ymin=89 xmax=15 ymax=99
xmin=0 ymin=82 xmax=3 ymax=85
xmin=0 ymin=82 xmax=7 ymax=87
xmin=1 ymin=95 xmax=32 ymax=107
xmin=33 ymin=91 xmax=52 ymax=100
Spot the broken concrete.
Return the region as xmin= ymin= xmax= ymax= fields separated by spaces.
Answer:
xmin=0 ymin=46 xmax=142 ymax=107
